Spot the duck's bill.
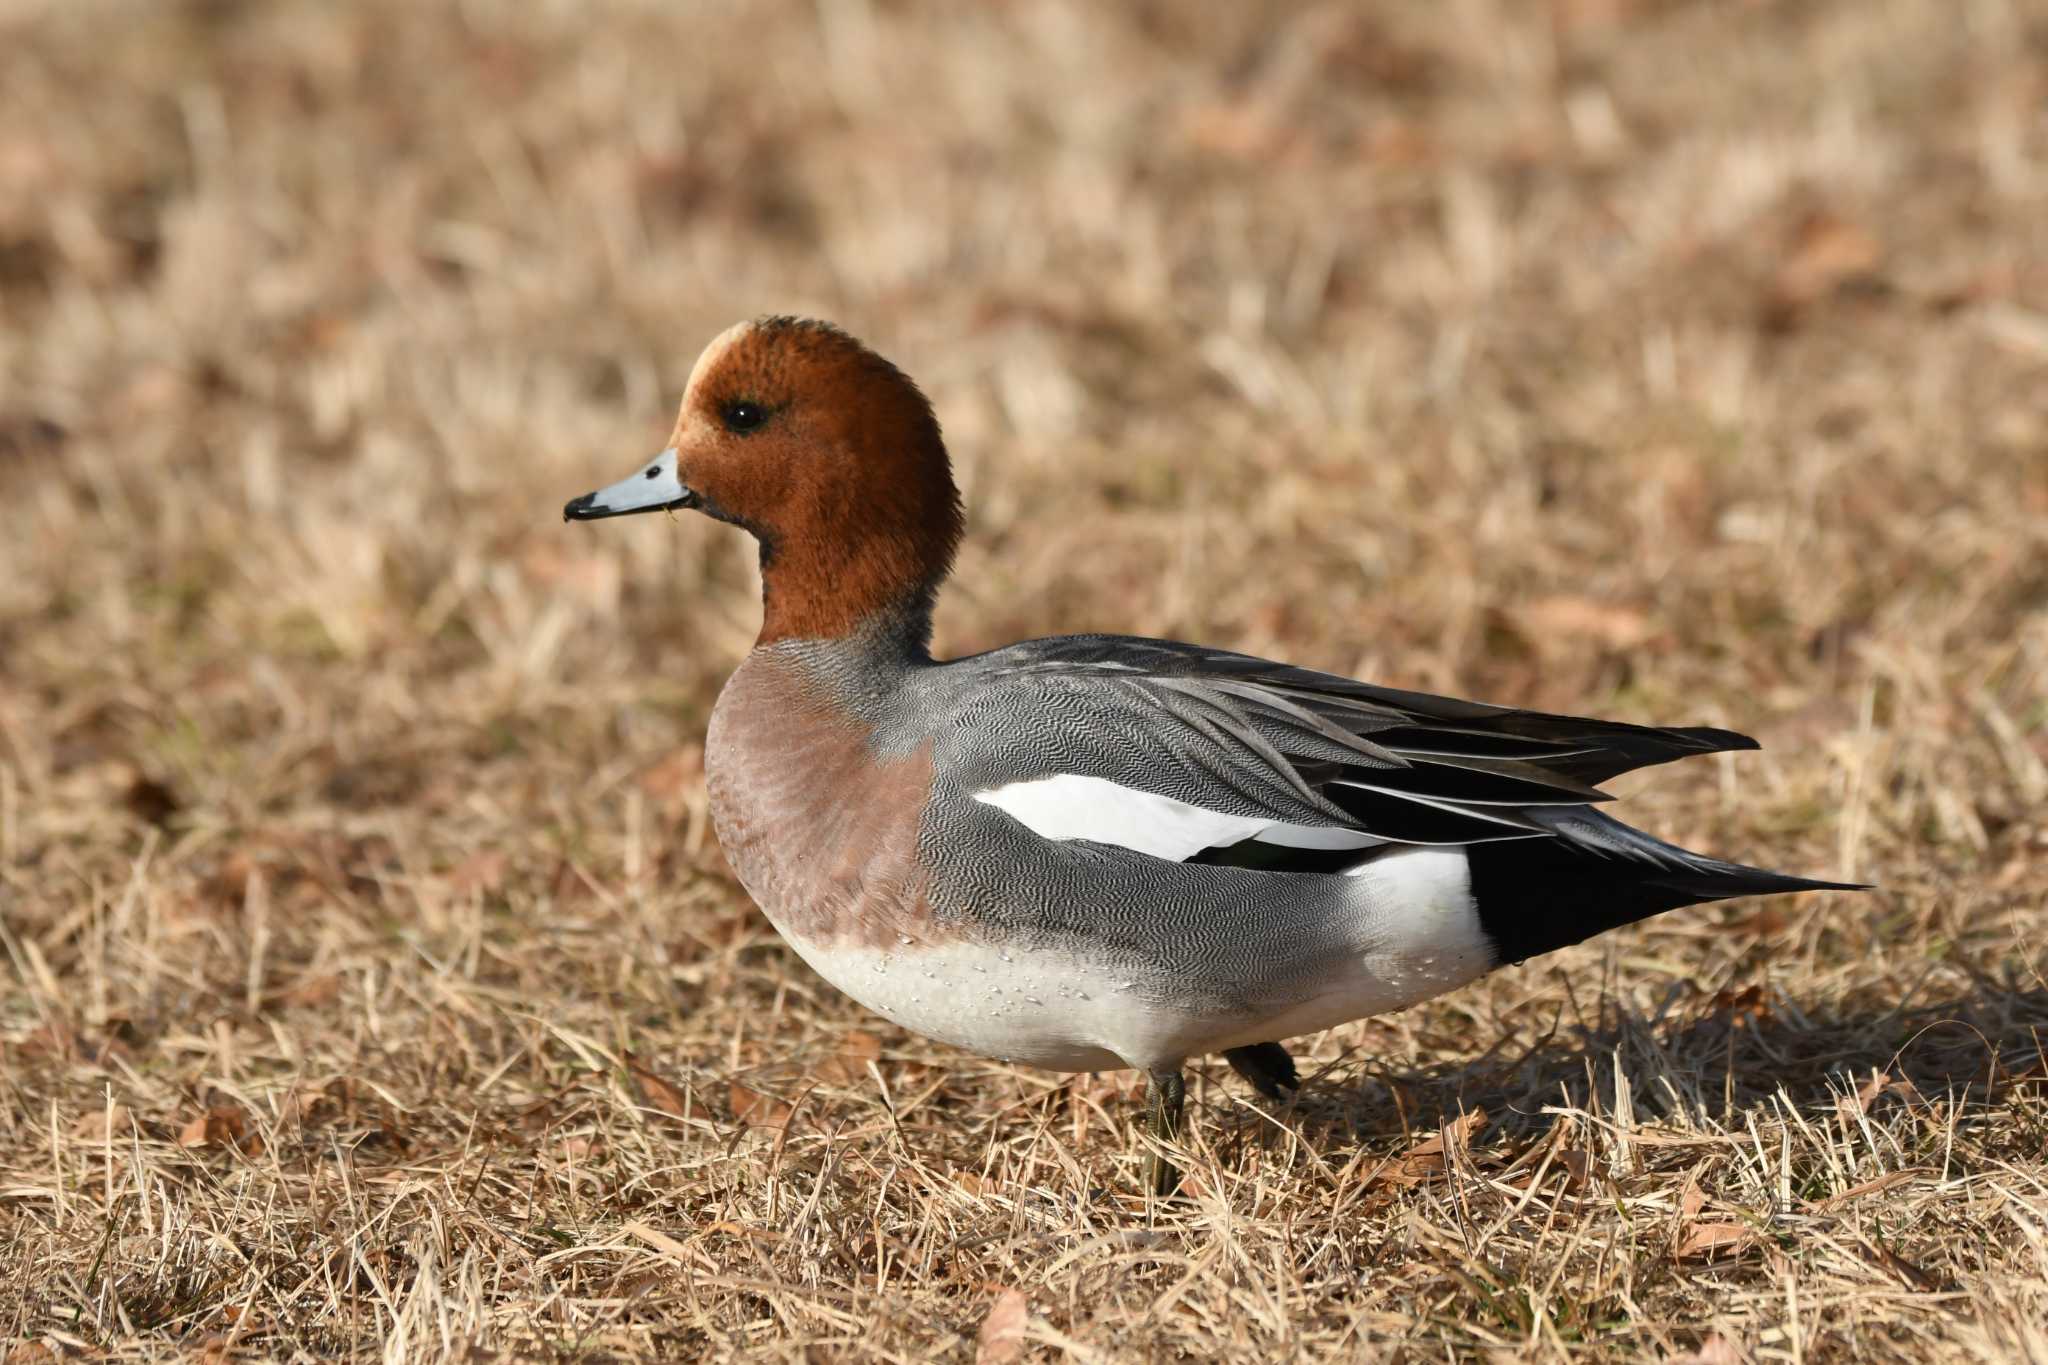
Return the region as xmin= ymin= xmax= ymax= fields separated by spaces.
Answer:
xmin=563 ymin=447 xmax=700 ymax=521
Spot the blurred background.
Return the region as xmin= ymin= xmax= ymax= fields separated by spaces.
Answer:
xmin=2 ymin=0 xmax=2045 ymax=1357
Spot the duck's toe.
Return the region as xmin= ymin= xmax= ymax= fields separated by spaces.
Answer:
xmin=1223 ymin=1041 xmax=1299 ymax=1100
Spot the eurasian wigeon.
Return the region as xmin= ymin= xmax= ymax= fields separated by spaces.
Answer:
xmin=566 ymin=317 xmax=1860 ymax=1194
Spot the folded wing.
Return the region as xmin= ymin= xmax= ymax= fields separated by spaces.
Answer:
xmin=950 ymin=634 xmax=1759 ymax=865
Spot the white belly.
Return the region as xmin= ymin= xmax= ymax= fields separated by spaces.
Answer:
xmin=775 ymin=932 xmax=1141 ymax=1071
xmin=772 ymin=847 xmax=1494 ymax=1074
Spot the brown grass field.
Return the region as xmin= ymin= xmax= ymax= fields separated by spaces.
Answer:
xmin=4 ymin=0 xmax=2047 ymax=1359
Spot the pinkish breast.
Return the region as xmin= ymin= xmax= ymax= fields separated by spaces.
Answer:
xmin=704 ymin=650 xmax=943 ymax=951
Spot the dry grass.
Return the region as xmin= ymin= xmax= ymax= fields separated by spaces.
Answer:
xmin=3 ymin=0 xmax=2047 ymax=1359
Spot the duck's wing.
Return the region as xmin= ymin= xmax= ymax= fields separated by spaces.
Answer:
xmin=942 ymin=633 xmax=1750 ymax=853
xmin=935 ymin=633 xmax=1860 ymax=975
xmin=942 ymin=633 xmax=1857 ymax=895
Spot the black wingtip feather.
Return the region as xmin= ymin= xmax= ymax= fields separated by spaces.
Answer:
xmin=1666 ymin=725 xmax=1763 ymax=754
xmin=1524 ymin=720 xmax=1765 ymax=784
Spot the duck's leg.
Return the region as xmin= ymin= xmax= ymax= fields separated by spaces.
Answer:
xmin=1223 ymin=1042 xmax=1299 ymax=1100
xmin=1142 ymin=1067 xmax=1186 ymax=1197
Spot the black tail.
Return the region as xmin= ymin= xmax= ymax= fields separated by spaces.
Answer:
xmin=1466 ymin=807 xmax=1866 ymax=966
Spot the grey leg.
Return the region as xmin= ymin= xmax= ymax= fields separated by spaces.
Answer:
xmin=1142 ymin=1067 xmax=1186 ymax=1197
xmin=1223 ymin=1042 xmax=1299 ymax=1100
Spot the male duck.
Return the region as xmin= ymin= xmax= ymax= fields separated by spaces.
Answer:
xmin=566 ymin=317 xmax=1858 ymax=1194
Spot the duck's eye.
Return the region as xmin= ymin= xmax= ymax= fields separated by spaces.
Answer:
xmin=720 ymin=400 xmax=768 ymax=434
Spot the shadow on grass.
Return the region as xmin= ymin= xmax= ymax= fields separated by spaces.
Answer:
xmin=1214 ymin=974 xmax=2048 ymax=1155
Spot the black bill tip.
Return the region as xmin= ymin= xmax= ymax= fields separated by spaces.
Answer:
xmin=563 ymin=487 xmax=699 ymax=523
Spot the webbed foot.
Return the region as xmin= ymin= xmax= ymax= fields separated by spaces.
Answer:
xmin=1223 ymin=1041 xmax=1299 ymax=1100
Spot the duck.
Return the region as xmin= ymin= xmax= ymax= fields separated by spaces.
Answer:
xmin=565 ymin=316 xmax=1860 ymax=1195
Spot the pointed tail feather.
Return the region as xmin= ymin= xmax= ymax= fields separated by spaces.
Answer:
xmin=1468 ymin=807 xmax=1867 ymax=966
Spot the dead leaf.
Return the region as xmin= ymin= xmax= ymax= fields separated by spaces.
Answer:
xmin=178 ymin=1104 xmax=260 ymax=1155
xmin=1811 ymin=1168 xmax=1921 ymax=1210
xmin=518 ymin=543 xmax=619 ymax=607
xmin=447 ymin=849 xmax=507 ymax=898
xmin=280 ymin=1088 xmax=318 ymax=1126
xmin=1776 ymin=212 xmax=1883 ymax=303
xmin=274 ymin=973 xmax=342 ymax=1008
xmin=976 ymin=1288 xmax=1030 ymax=1365
xmin=1546 ymin=1146 xmax=1590 ymax=1194
xmin=1180 ymin=101 xmax=1286 ymax=160
xmin=1837 ymin=1068 xmax=1889 ymax=1121
xmin=1362 ymin=119 xmax=1435 ymax=168
xmin=283 ymin=1077 xmax=359 ymax=1129
xmin=625 ymin=1055 xmax=690 ymax=1123
xmin=1665 ymin=1334 xmax=1747 ymax=1365
xmin=1721 ymin=906 xmax=1788 ymax=937
xmin=700 ymin=1219 xmax=782 ymax=1245
xmin=1673 ymin=1170 xmax=1757 ymax=1259
xmin=728 ymin=1081 xmax=793 ymax=1131
xmin=1520 ymin=594 xmax=1655 ymax=650
xmin=816 ymin=1029 xmax=882 ymax=1086
xmin=1837 ymin=1070 xmax=1926 ymax=1120
xmin=1765 ymin=210 xmax=1884 ymax=328
xmin=638 ymin=746 xmax=705 ymax=824
xmin=1994 ymin=1053 xmax=2047 ymax=1094
xmin=548 ymin=857 xmax=599 ymax=904
xmin=211 ymin=850 xmax=257 ymax=903
xmin=70 ymin=1105 xmax=133 ymax=1141
xmin=1857 ymin=1237 xmax=1940 ymax=1292
xmin=1381 ymin=1108 xmax=1488 ymax=1185
xmin=1674 ymin=1220 xmax=1752 ymax=1259
xmin=1707 ymin=985 xmax=1770 ymax=1026
xmin=19 ymin=1021 xmax=76 ymax=1060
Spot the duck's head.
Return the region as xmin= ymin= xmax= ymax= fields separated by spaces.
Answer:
xmin=565 ymin=317 xmax=964 ymax=647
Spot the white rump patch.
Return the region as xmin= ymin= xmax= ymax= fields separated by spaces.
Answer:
xmin=1346 ymin=844 xmax=1488 ymax=979
xmin=974 ymin=773 xmax=1385 ymax=862
xmin=1228 ymin=844 xmax=1491 ymax=1041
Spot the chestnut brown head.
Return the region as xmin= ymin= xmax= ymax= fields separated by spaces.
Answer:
xmin=566 ymin=318 xmax=965 ymax=646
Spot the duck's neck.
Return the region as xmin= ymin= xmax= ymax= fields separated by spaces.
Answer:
xmin=757 ymin=561 xmax=939 ymax=654
xmin=752 ymin=494 xmax=956 ymax=653
xmin=754 ymin=588 xmax=937 ymax=677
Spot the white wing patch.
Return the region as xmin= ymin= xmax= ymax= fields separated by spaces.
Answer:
xmin=973 ymin=773 xmax=1386 ymax=862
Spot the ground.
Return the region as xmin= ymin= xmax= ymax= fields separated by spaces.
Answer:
xmin=2 ymin=0 xmax=2046 ymax=1360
